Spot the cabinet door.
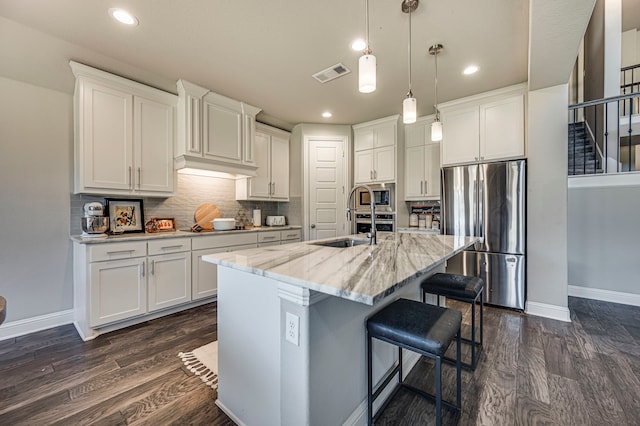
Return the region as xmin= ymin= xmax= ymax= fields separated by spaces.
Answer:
xmin=148 ymin=252 xmax=191 ymax=312
xmin=270 ymin=135 xmax=290 ymax=200
xmin=374 ymin=122 xmax=396 ymax=148
xmin=202 ymin=97 xmax=242 ymax=163
xmin=480 ymin=94 xmax=525 ymax=161
xmin=192 ymin=244 xmax=257 ymax=300
xmin=354 ymin=150 xmax=373 ymax=183
xmin=441 ymin=106 xmax=480 ymax=165
xmin=79 ymin=80 xmax=133 ymax=191
xmin=424 ymin=142 xmax=441 ymax=198
xmin=405 ymin=145 xmax=425 ymax=199
xmin=405 ymin=122 xmax=426 ymax=148
xmin=373 ymin=146 xmax=395 ymax=182
xmin=134 ymin=96 xmax=174 ymax=194
xmin=90 ymin=258 xmax=146 ymax=327
xmin=354 ymin=128 xmax=374 ymax=151
xmin=249 ymin=132 xmax=271 ymax=198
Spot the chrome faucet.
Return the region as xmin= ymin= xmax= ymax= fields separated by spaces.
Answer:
xmin=346 ymin=184 xmax=376 ymax=245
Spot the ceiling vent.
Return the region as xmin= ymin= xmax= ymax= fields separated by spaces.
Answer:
xmin=312 ymin=63 xmax=351 ymax=83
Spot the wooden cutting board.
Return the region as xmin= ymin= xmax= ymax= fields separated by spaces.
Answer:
xmin=193 ymin=203 xmax=221 ymax=231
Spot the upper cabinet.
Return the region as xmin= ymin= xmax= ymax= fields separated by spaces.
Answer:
xmin=70 ymin=61 xmax=176 ymax=197
xmin=236 ymin=123 xmax=290 ymax=201
xmin=176 ymin=80 xmax=261 ymax=176
xmin=404 ymin=116 xmax=441 ymax=200
xmin=440 ymin=84 xmax=526 ymax=166
xmin=353 ymin=115 xmax=399 ymax=184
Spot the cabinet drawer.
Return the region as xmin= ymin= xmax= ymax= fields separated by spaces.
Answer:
xmin=281 ymin=229 xmax=302 ymax=241
xmin=258 ymin=231 xmax=281 ymax=243
xmin=191 ymin=233 xmax=258 ymax=250
xmin=89 ymin=241 xmax=147 ymax=262
xmin=148 ymin=238 xmax=191 ymax=255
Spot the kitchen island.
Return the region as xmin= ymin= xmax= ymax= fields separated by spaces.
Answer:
xmin=203 ymin=232 xmax=479 ymax=426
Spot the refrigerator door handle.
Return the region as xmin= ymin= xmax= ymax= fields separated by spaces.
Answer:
xmin=477 ymin=168 xmax=484 ymax=240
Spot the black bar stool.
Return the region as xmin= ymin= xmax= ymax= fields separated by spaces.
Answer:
xmin=421 ymin=273 xmax=484 ymax=370
xmin=366 ymin=298 xmax=462 ymax=426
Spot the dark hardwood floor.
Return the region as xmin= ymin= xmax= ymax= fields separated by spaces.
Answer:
xmin=0 ymin=298 xmax=638 ymax=425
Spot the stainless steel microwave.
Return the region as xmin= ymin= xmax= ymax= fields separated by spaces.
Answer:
xmin=355 ymin=184 xmax=394 ymax=212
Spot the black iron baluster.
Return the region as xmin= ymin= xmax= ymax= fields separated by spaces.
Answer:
xmin=629 ymin=94 xmax=633 ymax=172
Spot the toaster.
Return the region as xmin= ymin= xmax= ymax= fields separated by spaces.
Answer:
xmin=265 ymin=216 xmax=286 ymax=226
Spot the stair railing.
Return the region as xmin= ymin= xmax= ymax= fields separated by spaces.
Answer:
xmin=569 ymin=91 xmax=640 ymax=175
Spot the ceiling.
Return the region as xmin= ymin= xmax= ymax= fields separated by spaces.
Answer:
xmin=0 ymin=0 xmax=619 ymax=130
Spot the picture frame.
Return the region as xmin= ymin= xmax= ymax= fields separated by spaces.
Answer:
xmin=145 ymin=217 xmax=176 ymax=233
xmin=104 ymin=198 xmax=145 ymax=234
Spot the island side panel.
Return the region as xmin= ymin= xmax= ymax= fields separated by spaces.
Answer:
xmin=305 ymin=266 xmax=444 ymax=426
xmin=216 ymin=266 xmax=282 ymax=426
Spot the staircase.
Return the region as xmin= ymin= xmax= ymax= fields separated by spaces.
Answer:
xmin=568 ymin=122 xmax=602 ymax=175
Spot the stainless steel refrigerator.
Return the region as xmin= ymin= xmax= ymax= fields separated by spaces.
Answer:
xmin=441 ymin=159 xmax=526 ymax=310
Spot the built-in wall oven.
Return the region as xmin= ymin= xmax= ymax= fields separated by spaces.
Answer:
xmin=355 ymin=213 xmax=396 ymax=234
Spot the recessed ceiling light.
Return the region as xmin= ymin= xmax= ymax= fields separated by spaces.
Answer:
xmin=322 ymin=112 xmax=333 ymax=118
xmin=109 ymin=8 xmax=138 ymax=26
xmin=351 ymin=39 xmax=366 ymax=51
xmin=463 ymin=65 xmax=479 ymax=75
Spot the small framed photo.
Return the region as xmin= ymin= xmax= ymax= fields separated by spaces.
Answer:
xmin=105 ymin=198 xmax=145 ymax=234
xmin=145 ymin=217 xmax=176 ymax=233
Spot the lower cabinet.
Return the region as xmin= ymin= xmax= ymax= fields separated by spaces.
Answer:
xmin=192 ymin=243 xmax=257 ymax=300
xmin=148 ymin=251 xmax=191 ymax=312
xmin=89 ymin=257 xmax=147 ymax=327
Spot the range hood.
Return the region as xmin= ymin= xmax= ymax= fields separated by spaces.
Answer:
xmin=175 ymin=79 xmax=260 ymax=179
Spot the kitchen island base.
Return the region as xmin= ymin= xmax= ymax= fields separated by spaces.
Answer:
xmin=215 ymin=263 xmax=445 ymax=426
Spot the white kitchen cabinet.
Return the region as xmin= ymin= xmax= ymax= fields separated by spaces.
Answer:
xmin=440 ymin=84 xmax=526 ymax=166
xmin=353 ymin=115 xmax=399 ymax=184
xmin=147 ymin=238 xmax=191 ymax=312
xmin=280 ymin=229 xmax=302 ymax=243
xmin=191 ymin=233 xmax=259 ymax=300
xmin=236 ymin=124 xmax=290 ymax=201
xmin=175 ymin=79 xmax=261 ymax=176
xmin=405 ymin=117 xmax=441 ymax=200
xmin=70 ymin=61 xmax=176 ymax=197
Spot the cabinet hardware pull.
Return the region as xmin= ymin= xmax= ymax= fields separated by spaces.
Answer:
xmin=161 ymin=245 xmax=183 ymax=250
xmin=424 ymin=180 xmax=427 ymax=194
xmin=264 ymin=236 xmax=276 ymax=240
xmin=420 ymin=181 xmax=423 ymax=194
xmin=151 ymin=260 xmax=155 ymax=275
xmin=370 ymin=170 xmax=373 ymax=180
xmin=107 ymin=249 xmax=135 ymax=255
xmin=137 ymin=167 xmax=141 ymax=189
xmin=128 ymin=166 xmax=133 ymax=189
xmin=374 ymin=170 xmax=377 ymax=179
xmin=141 ymin=261 xmax=145 ymax=277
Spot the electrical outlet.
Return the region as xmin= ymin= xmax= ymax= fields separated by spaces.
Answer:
xmin=285 ymin=312 xmax=299 ymax=346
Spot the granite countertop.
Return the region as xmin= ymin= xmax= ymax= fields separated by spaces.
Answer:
xmin=70 ymin=225 xmax=302 ymax=244
xmin=203 ymin=232 xmax=479 ymax=305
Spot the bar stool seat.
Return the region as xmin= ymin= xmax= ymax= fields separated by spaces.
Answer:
xmin=421 ymin=273 xmax=484 ymax=370
xmin=367 ymin=298 xmax=462 ymax=426
xmin=0 ymin=296 xmax=6 ymax=326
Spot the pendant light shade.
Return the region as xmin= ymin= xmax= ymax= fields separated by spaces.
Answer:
xmin=403 ymin=96 xmax=417 ymax=124
xmin=431 ymin=119 xmax=443 ymax=141
xmin=359 ymin=0 xmax=376 ymax=93
xmin=359 ymin=53 xmax=377 ymax=93
xmin=401 ymin=0 xmax=418 ymax=124
xmin=429 ymin=43 xmax=443 ymax=141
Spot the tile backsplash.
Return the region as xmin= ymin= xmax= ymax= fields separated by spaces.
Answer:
xmin=70 ymin=174 xmax=290 ymax=235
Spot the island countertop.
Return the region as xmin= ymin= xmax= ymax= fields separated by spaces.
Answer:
xmin=203 ymin=232 xmax=479 ymax=305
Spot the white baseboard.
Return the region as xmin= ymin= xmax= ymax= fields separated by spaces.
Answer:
xmin=525 ymin=301 xmax=571 ymax=322
xmin=568 ymin=285 xmax=640 ymax=307
xmin=0 ymin=309 xmax=74 ymax=342
xmin=343 ymin=349 xmax=422 ymax=426
xmin=215 ymin=399 xmax=247 ymax=426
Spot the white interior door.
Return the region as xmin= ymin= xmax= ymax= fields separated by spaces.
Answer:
xmin=307 ymin=138 xmax=347 ymax=241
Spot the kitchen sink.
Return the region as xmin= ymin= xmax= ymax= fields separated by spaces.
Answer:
xmin=311 ymin=238 xmax=370 ymax=248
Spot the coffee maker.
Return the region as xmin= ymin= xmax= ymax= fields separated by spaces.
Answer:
xmin=81 ymin=202 xmax=109 ymax=238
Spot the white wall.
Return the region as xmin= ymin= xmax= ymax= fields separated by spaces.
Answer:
xmin=0 ymin=76 xmax=74 ymax=322
xmin=526 ymin=84 xmax=570 ymax=320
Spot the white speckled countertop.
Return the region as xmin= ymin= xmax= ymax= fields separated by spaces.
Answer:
xmin=203 ymin=232 xmax=479 ymax=305
xmin=70 ymin=225 xmax=302 ymax=244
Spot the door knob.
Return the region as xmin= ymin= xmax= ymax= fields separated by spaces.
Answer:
xmin=311 ymin=224 xmax=316 ymax=228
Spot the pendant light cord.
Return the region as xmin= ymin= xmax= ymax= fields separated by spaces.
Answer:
xmin=434 ymin=48 xmax=439 ymax=117
xmin=407 ymin=5 xmax=412 ymax=95
xmin=365 ymin=0 xmax=371 ymax=54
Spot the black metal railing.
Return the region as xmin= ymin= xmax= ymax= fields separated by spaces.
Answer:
xmin=568 ymin=91 xmax=640 ymax=176
xmin=621 ymin=64 xmax=640 ymax=115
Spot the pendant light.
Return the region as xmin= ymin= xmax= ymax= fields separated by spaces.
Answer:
xmin=359 ymin=0 xmax=376 ymax=93
xmin=430 ymin=43 xmax=443 ymax=141
xmin=402 ymin=0 xmax=418 ymax=124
